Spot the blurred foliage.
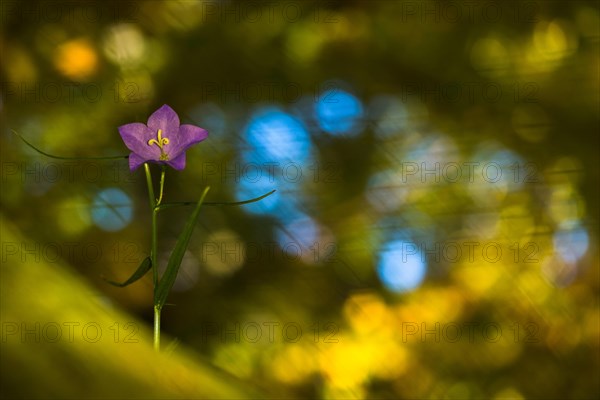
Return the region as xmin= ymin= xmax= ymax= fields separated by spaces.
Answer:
xmin=0 ymin=216 xmax=265 ymax=398
xmin=1 ymin=0 xmax=599 ymax=399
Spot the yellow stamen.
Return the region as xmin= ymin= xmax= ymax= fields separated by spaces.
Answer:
xmin=148 ymin=129 xmax=170 ymax=149
xmin=148 ymin=129 xmax=170 ymax=160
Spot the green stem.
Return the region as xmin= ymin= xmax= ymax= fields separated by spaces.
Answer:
xmin=144 ymin=164 xmax=158 ymax=286
xmin=144 ymin=164 xmax=156 ymax=210
xmin=144 ymin=163 xmax=161 ymax=351
xmin=151 ymin=209 xmax=158 ymax=287
xmin=157 ymin=166 xmax=166 ymax=205
xmin=151 ymin=206 xmax=160 ymax=351
xmin=154 ymin=306 xmax=161 ymax=352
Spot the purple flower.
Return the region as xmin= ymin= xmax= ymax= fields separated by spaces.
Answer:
xmin=118 ymin=104 xmax=208 ymax=171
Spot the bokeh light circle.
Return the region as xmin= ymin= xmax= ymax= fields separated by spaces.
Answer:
xmin=91 ymin=188 xmax=133 ymax=231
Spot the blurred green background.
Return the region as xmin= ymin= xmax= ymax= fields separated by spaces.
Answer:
xmin=1 ymin=0 xmax=598 ymax=398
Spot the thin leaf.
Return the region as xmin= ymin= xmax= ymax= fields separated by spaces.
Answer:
xmin=154 ymin=187 xmax=210 ymax=310
xmin=12 ymin=130 xmax=128 ymax=160
xmin=104 ymin=256 xmax=152 ymax=287
xmin=156 ymin=189 xmax=276 ymax=211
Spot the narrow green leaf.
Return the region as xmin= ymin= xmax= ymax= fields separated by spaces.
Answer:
xmin=104 ymin=256 xmax=152 ymax=287
xmin=154 ymin=186 xmax=210 ymax=310
xmin=155 ymin=189 xmax=276 ymax=211
xmin=12 ymin=130 xmax=128 ymax=160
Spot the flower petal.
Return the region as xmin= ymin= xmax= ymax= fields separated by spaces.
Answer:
xmin=119 ymin=105 xmax=208 ymax=172
xmin=147 ymin=104 xmax=180 ymax=139
xmin=166 ymin=152 xmax=186 ymax=170
xmin=118 ymin=123 xmax=160 ymax=160
xmin=169 ymin=124 xmax=209 ymax=158
xmin=128 ymin=152 xmax=147 ymax=171
xmin=180 ymin=124 xmax=209 ymax=146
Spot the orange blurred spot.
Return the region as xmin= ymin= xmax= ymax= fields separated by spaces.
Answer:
xmin=54 ymin=39 xmax=98 ymax=80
